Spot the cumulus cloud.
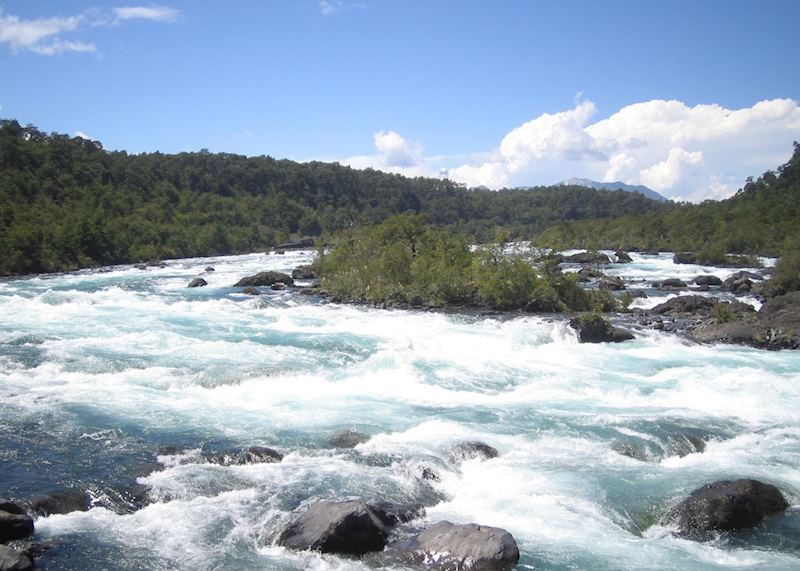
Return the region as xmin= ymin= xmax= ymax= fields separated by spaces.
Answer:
xmin=0 ymin=5 xmax=180 ymax=56
xmin=342 ymin=131 xmax=430 ymax=177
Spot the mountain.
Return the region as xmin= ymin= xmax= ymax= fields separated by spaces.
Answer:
xmin=558 ymin=178 xmax=668 ymax=202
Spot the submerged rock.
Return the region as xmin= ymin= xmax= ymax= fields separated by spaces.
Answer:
xmin=28 ymin=490 xmax=90 ymax=516
xmin=569 ymin=315 xmax=635 ymax=343
xmin=233 ymin=271 xmax=294 ymax=288
xmin=661 ymin=479 xmax=788 ymax=534
xmin=205 ymin=446 xmax=283 ymax=466
xmin=0 ymin=545 xmax=33 ymax=571
xmin=241 ymin=286 xmax=260 ymax=296
xmin=448 ymin=441 xmax=498 ymax=463
xmin=270 ymin=282 xmax=286 ymax=291
xmin=392 ymin=521 xmax=520 ymax=570
xmin=0 ymin=511 xmax=33 ymax=543
xmin=328 ymin=430 xmax=370 ymax=448
xmin=204 ymin=266 xmax=215 ymax=272
xmin=187 ymin=278 xmax=207 ymax=288
xmin=278 ymin=500 xmax=390 ymax=554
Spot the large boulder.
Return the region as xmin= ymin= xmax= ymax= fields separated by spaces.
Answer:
xmin=694 ymin=275 xmax=723 ymax=286
xmin=369 ymin=501 xmax=425 ymax=526
xmin=278 ymin=500 xmax=390 ymax=554
xmin=614 ymin=250 xmax=633 ymax=263
xmin=650 ymin=295 xmax=717 ymax=315
xmin=0 ymin=545 xmax=33 ymax=571
xmin=292 ymin=265 xmax=318 ymax=280
xmin=393 ymin=521 xmax=520 ymax=570
xmin=564 ymin=251 xmax=611 ymax=265
xmin=233 ymin=271 xmax=294 ymax=288
xmin=205 ymin=446 xmax=283 ymax=466
xmin=569 ymin=315 xmax=634 ymax=343
xmin=187 ymin=278 xmax=207 ymax=288
xmin=659 ymin=278 xmax=687 ymax=289
xmin=28 ymin=490 xmax=90 ymax=516
xmin=576 ymin=267 xmax=606 ymax=282
xmin=722 ymin=275 xmax=752 ymax=293
xmin=673 ymin=252 xmax=697 ymax=265
xmin=599 ymin=275 xmax=626 ymax=291
xmin=661 ymin=479 xmax=788 ymax=534
xmin=448 ymin=441 xmax=498 ymax=463
xmin=0 ymin=511 xmax=33 ymax=543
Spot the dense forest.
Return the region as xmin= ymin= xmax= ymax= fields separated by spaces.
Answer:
xmin=536 ymin=142 xmax=800 ymax=257
xmin=0 ymin=119 xmax=664 ymax=276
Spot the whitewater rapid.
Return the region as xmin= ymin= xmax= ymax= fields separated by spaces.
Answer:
xmin=1 ymin=251 xmax=798 ymax=570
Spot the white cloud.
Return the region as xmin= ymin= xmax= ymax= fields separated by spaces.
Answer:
xmin=342 ymin=131 xmax=430 ymax=177
xmin=113 ymin=6 xmax=180 ymax=23
xmin=74 ymin=131 xmax=93 ymax=140
xmin=319 ymin=1 xmax=365 ymax=16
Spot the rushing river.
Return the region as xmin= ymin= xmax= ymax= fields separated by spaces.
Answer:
xmin=1 ymin=251 xmax=798 ymax=570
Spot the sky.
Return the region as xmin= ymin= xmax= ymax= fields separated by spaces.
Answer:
xmin=1 ymin=0 xmax=799 ymax=201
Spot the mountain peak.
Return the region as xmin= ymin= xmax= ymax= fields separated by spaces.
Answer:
xmin=558 ymin=178 xmax=668 ymax=202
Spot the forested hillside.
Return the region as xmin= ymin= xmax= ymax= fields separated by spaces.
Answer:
xmin=0 ymin=119 xmax=664 ymax=276
xmin=537 ymin=143 xmax=800 ymax=257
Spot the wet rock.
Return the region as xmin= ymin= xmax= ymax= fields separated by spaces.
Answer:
xmin=722 ymin=276 xmax=753 ymax=293
xmin=204 ymin=266 xmax=215 ymax=272
xmin=28 ymin=490 xmax=90 ymax=516
xmin=0 ymin=545 xmax=33 ymax=571
xmin=291 ymin=265 xmax=318 ymax=280
xmin=0 ymin=502 xmax=25 ymax=517
xmin=564 ymin=251 xmax=611 ymax=265
xmin=650 ymin=296 xmax=717 ymax=315
xmin=625 ymin=289 xmax=648 ymax=299
xmin=241 ymin=286 xmax=260 ymax=296
xmin=146 ymin=260 xmax=167 ymax=268
xmin=233 ymin=271 xmax=294 ymax=288
xmin=187 ymin=278 xmax=207 ymax=288
xmin=270 ymin=282 xmax=286 ymax=291
xmin=392 ymin=521 xmax=520 ymax=571
xmin=661 ymin=479 xmax=788 ymax=534
xmin=421 ymin=467 xmax=441 ymax=482
xmin=694 ymin=275 xmax=723 ymax=286
xmin=729 ymin=270 xmax=763 ymax=281
xmin=274 ymin=237 xmax=315 ymax=251
xmin=448 ymin=441 xmax=498 ymax=462
xmin=673 ymin=252 xmax=697 ymax=265
xmin=569 ymin=315 xmax=635 ymax=343
xmin=599 ymin=275 xmax=626 ymax=291
xmin=576 ymin=267 xmax=606 ymax=282
xmin=615 ymin=250 xmax=633 ymax=263
xmin=369 ymin=501 xmax=425 ymax=526
xmin=328 ymin=430 xmax=370 ymax=448
xmin=660 ymin=278 xmax=687 ymax=289
xmin=0 ymin=511 xmax=33 ymax=543
xmin=274 ymin=249 xmax=285 ymax=255
xmin=206 ymin=446 xmax=283 ymax=466
xmin=278 ymin=500 xmax=390 ymax=554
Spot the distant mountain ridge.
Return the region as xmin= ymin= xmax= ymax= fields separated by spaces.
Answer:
xmin=558 ymin=178 xmax=668 ymax=202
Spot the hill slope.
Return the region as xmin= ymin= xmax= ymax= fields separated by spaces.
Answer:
xmin=558 ymin=178 xmax=668 ymax=202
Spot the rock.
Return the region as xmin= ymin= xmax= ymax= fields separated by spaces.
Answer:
xmin=393 ymin=521 xmax=520 ymax=571
xmin=28 ymin=490 xmax=90 ymax=516
xmin=270 ymin=282 xmax=286 ymax=291
xmin=673 ymin=252 xmax=697 ymax=265
xmin=0 ymin=502 xmax=24 ymax=516
xmin=274 ymin=249 xmax=285 ymax=255
xmin=722 ymin=276 xmax=752 ymax=293
xmin=274 ymin=237 xmax=315 ymax=251
xmin=599 ymin=275 xmax=626 ymax=291
xmin=133 ymin=263 xmax=148 ymax=270
xmin=729 ymin=270 xmax=763 ymax=281
xmin=650 ymin=296 xmax=717 ymax=315
xmin=448 ymin=441 xmax=498 ymax=462
xmin=278 ymin=500 xmax=390 ymax=554
xmin=564 ymin=251 xmax=611 ymax=265
xmin=694 ymin=275 xmax=723 ymax=286
xmin=576 ymin=267 xmax=606 ymax=282
xmin=421 ymin=467 xmax=441 ymax=482
xmin=187 ymin=278 xmax=207 ymax=288
xmin=204 ymin=266 xmax=215 ymax=272
xmin=206 ymin=446 xmax=283 ymax=466
xmin=328 ymin=430 xmax=370 ymax=448
xmin=0 ymin=511 xmax=33 ymax=543
xmin=369 ymin=501 xmax=425 ymax=526
xmin=569 ymin=315 xmax=635 ymax=343
xmin=292 ymin=265 xmax=318 ymax=280
xmin=146 ymin=259 xmax=167 ymax=268
xmin=233 ymin=271 xmax=294 ymax=288
xmin=0 ymin=545 xmax=33 ymax=571
xmin=659 ymin=278 xmax=687 ymax=289
xmin=661 ymin=479 xmax=788 ymax=534
xmin=241 ymin=286 xmax=260 ymax=296
xmin=614 ymin=250 xmax=633 ymax=263
xmin=625 ymin=289 xmax=648 ymax=299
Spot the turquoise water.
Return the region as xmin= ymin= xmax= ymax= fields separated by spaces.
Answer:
xmin=0 ymin=251 xmax=798 ymax=570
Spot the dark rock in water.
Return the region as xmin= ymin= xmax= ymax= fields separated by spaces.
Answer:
xmin=241 ymin=286 xmax=260 ymax=296
xmin=274 ymin=249 xmax=285 ymax=255
xmin=146 ymin=259 xmax=167 ymax=268
xmin=0 ymin=511 xmax=34 ymax=542
xmin=650 ymin=296 xmax=717 ymax=315
xmin=187 ymin=278 xmax=207 ymax=288
xmin=328 ymin=430 xmax=370 ymax=448
xmin=722 ymin=275 xmax=753 ymax=293
xmin=0 ymin=545 xmax=33 ymax=571
xmin=626 ymin=289 xmax=648 ymax=299
xmin=421 ymin=467 xmax=441 ymax=482
xmin=673 ymin=252 xmax=697 ymax=265
xmin=28 ymin=490 xmax=90 ymax=516
xmin=278 ymin=500 xmax=390 ymax=554
xmin=615 ymin=250 xmax=633 ymax=263
xmin=233 ymin=271 xmax=294 ymax=287
xmin=133 ymin=263 xmax=148 ymax=270
xmin=694 ymin=275 xmax=723 ymax=286
xmin=204 ymin=266 xmax=215 ymax=272
xmin=449 ymin=441 xmax=498 ymax=462
xmin=392 ymin=521 xmax=520 ymax=571
xmin=274 ymin=237 xmax=315 ymax=251
xmin=599 ymin=275 xmax=626 ymax=291
xmin=0 ymin=502 xmax=25 ymax=517
xmin=729 ymin=270 xmax=763 ymax=281
xmin=564 ymin=251 xmax=611 ymax=265
xmin=206 ymin=446 xmax=283 ymax=466
xmin=661 ymin=479 xmax=788 ymax=534
xmin=576 ymin=267 xmax=606 ymax=282
xmin=292 ymin=265 xmax=318 ymax=280
xmin=569 ymin=315 xmax=634 ymax=343
xmin=660 ymin=278 xmax=687 ymax=289
xmin=369 ymin=501 xmax=425 ymax=526
xmin=270 ymin=282 xmax=286 ymax=291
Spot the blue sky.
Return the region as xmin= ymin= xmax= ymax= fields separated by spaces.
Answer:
xmin=1 ymin=0 xmax=799 ymax=200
